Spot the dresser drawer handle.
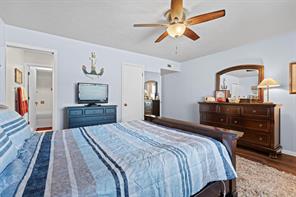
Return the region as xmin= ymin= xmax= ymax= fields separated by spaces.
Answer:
xmin=259 ymin=124 xmax=263 ymax=128
xmin=220 ymin=118 xmax=224 ymax=122
xmin=259 ymin=137 xmax=263 ymax=141
xmin=252 ymin=110 xmax=257 ymax=113
xmin=227 ymin=109 xmax=230 ymax=112
xmin=234 ymin=120 xmax=238 ymax=124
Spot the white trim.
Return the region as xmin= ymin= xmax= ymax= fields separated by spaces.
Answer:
xmin=282 ymin=149 xmax=296 ymax=157
xmin=25 ymin=63 xmax=53 ymax=68
xmin=5 ymin=42 xmax=58 ymax=131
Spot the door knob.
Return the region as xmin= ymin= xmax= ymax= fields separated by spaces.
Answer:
xmin=124 ymin=103 xmax=128 ymax=107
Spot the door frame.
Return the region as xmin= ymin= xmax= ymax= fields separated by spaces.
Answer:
xmin=26 ymin=64 xmax=53 ymax=130
xmin=121 ymin=63 xmax=144 ymax=121
xmin=5 ymin=42 xmax=58 ymax=130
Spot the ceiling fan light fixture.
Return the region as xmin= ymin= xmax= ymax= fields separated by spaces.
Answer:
xmin=167 ymin=23 xmax=186 ymax=38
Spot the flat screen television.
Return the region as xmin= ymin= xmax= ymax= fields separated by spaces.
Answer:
xmin=77 ymin=83 xmax=108 ymax=105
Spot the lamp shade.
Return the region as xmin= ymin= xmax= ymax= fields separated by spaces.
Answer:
xmin=258 ymin=78 xmax=280 ymax=88
xmin=167 ymin=23 xmax=186 ymax=38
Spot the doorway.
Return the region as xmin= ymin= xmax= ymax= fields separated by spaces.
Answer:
xmin=5 ymin=45 xmax=55 ymax=131
xmin=122 ymin=64 xmax=144 ymax=121
xmin=28 ymin=66 xmax=53 ymax=131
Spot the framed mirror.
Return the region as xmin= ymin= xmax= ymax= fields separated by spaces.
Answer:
xmin=144 ymin=80 xmax=158 ymax=100
xmin=216 ymin=65 xmax=264 ymax=102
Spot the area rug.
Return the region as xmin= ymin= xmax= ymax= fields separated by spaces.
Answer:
xmin=237 ymin=156 xmax=296 ymax=197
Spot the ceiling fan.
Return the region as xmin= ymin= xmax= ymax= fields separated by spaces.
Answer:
xmin=133 ymin=0 xmax=225 ymax=43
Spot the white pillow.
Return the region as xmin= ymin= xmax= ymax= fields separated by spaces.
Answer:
xmin=0 ymin=109 xmax=32 ymax=149
xmin=0 ymin=127 xmax=18 ymax=173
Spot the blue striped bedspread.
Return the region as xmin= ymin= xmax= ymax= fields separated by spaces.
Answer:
xmin=0 ymin=120 xmax=236 ymax=197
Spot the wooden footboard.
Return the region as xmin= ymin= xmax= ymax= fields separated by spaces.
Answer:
xmin=146 ymin=116 xmax=243 ymax=197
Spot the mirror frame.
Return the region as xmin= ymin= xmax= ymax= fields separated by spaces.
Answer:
xmin=216 ymin=64 xmax=264 ymax=102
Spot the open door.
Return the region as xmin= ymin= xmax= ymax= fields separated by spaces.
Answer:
xmin=122 ymin=64 xmax=144 ymax=121
xmin=28 ymin=67 xmax=37 ymax=130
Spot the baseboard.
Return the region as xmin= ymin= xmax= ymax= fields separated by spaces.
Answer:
xmin=282 ymin=149 xmax=296 ymax=157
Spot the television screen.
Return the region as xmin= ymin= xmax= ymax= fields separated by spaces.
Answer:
xmin=78 ymin=83 xmax=108 ymax=104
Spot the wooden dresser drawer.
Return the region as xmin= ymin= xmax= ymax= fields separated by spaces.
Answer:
xmin=220 ymin=105 xmax=241 ymax=115
xmin=230 ymin=117 xmax=269 ymax=132
xmin=242 ymin=106 xmax=270 ymax=117
xmin=199 ymin=102 xmax=281 ymax=157
xmin=203 ymin=113 xmax=227 ymax=124
xmin=241 ymin=131 xmax=270 ymax=147
xmin=200 ymin=104 xmax=217 ymax=112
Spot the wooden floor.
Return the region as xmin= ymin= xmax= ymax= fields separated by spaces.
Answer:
xmin=237 ymin=147 xmax=296 ymax=176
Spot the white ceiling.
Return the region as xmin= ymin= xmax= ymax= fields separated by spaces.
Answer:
xmin=0 ymin=0 xmax=296 ymax=62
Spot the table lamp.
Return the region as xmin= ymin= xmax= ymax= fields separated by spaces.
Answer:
xmin=258 ymin=78 xmax=280 ymax=103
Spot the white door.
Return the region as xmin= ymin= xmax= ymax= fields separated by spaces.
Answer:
xmin=122 ymin=64 xmax=144 ymax=121
xmin=28 ymin=67 xmax=37 ymax=130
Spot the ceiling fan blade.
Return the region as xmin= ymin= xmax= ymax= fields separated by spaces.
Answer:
xmin=170 ymin=0 xmax=183 ymax=22
xmin=183 ymin=28 xmax=200 ymax=41
xmin=155 ymin=31 xmax=169 ymax=43
xmin=186 ymin=10 xmax=225 ymax=26
xmin=133 ymin=24 xmax=167 ymax=28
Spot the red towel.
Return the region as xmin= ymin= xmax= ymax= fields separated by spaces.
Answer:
xmin=17 ymin=87 xmax=28 ymax=116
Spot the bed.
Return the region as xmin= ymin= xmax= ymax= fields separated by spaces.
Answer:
xmin=0 ymin=110 xmax=242 ymax=197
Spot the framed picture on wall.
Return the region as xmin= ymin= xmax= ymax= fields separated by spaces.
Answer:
xmin=290 ymin=62 xmax=296 ymax=94
xmin=15 ymin=68 xmax=22 ymax=84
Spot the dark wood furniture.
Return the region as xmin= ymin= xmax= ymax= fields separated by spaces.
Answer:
xmin=65 ymin=105 xmax=117 ymax=129
xmin=199 ymin=102 xmax=281 ymax=158
xmin=290 ymin=62 xmax=296 ymax=94
xmin=146 ymin=116 xmax=243 ymax=197
xmin=216 ymin=64 xmax=264 ymax=102
xmin=144 ymin=99 xmax=160 ymax=116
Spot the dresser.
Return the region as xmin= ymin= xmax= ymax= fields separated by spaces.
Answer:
xmin=144 ymin=100 xmax=160 ymax=116
xmin=65 ymin=105 xmax=117 ymax=129
xmin=199 ymin=102 xmax=281 ymax=157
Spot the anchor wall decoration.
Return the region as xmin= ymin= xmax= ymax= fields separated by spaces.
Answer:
xmin=82 ymin=52 xmax=104 ymax=79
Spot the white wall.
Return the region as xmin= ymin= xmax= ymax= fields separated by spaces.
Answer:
xmin=0 ymin=18 xmax=5 ymax=103
xmin=162 ymin=31 xmax=296 ymax=153
xmin=5 ymin=47 xmax=25 ymax=110
xmin=1 ymin=24 xmax=180 ymax=129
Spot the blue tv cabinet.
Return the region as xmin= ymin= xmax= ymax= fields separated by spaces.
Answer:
xmin=65 ymin=105 xmax=117 ymax=129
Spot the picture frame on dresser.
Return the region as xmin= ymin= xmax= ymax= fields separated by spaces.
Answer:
xmin=290 ymin=62 xmax=296 ymax=94
xmin=215 ymin=90 xmax=229 ymax=102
